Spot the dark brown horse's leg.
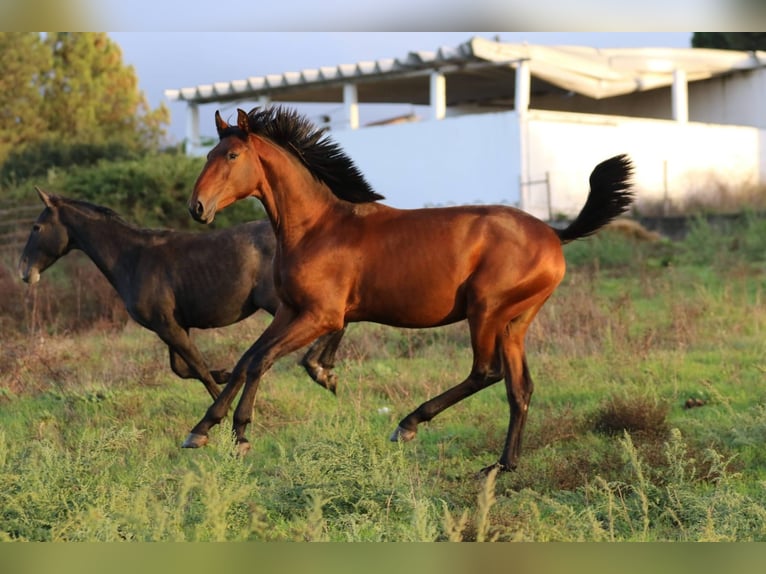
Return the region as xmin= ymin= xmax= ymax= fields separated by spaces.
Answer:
xmin=157 ymin=326 xmax=221 ymax=400
xmin=300 ymin=328 xmax=345 ymax=394
xmin=169 ymin=349 xmax=229 ymax=385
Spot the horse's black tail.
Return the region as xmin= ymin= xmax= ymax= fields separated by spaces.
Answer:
xmin=555 ymin=154 xmax=635 ymax=244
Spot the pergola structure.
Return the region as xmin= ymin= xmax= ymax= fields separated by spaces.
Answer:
xmin=165 ymin=36 xmax=766 ymax=154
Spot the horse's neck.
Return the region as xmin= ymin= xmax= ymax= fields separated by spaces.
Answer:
xmin=259 ymin=140 xmax=337 ymax=249
xmin=63 ymin=207 xmax=143 ymax=288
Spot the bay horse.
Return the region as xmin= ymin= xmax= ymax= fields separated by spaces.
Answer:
xmin=18 ymin=187 xmax=345 ymax=400
xmin=184 ymin=106 xmax=634 ymax=473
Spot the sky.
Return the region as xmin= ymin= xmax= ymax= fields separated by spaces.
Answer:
xmin=109 ymin=32 xmax=694 ymax=146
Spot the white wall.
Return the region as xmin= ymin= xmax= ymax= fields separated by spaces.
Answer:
xmin=524 ymin=110 xmax=766 ymax=218
xmin=331 ymin=111 xmax=521 ymax=209
xmin=690 ymin=68 xmax=766 ymax=129
xmin=336 ymin=108 xmax=766 ymax=219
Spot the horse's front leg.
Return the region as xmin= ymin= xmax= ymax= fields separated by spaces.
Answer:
xmin=181 ymin=341 xmax=257 ymax=448
xmin=183 ymin=308 xmax=337 ymax=452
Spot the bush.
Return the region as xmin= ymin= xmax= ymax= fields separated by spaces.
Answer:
xmin=1 ymin=139 xmax=142 ymax=186
xmin=6 ymin=152 xmax=265 ymax=230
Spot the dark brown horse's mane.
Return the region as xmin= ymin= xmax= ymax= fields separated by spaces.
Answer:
xmin=54 ymin=195 xmax=123 ymax=221
xmin=51 ymin=195 xmax=173 ymax=236
xmin=243 ymin=106 xmax=385 ymax=204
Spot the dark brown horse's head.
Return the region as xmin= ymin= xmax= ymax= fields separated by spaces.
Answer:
xmin=18 ymin=187 xmax=71 ymax=284
xmin=188 ymin=109 xmax=262 ymax=224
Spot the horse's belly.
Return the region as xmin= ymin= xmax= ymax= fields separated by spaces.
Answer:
xmin=346 ymin=283 xmax=465 ymax=327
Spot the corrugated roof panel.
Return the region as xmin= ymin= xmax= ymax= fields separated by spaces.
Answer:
xmin=247 ymin=76 xmax=266 ymax=90
xmin=357 ymin=61 xmax=377 ymax=75
xmin=283 ymin=71 xmax=302 ymax=85
xmin=197 ymin=85 xmax=214 ymax=98
xmin=319 ymin=66 xmax=340 ymax=80
xmin=301 ymin=69 xmax=321 ymax=82
xmin=337 ymin=63 xmax=358 ymax=77
xmin=213 ymin=82 xmax=231 ymax=96
xmin=230 ymin=79 xmax=248 ymax=93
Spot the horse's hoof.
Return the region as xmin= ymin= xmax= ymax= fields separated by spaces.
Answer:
xmin=389 ymin=426 xmax=417 ymax=442
xmin=182 ymin=433 xmax=209 ymax=448
xmin=476 ymin=462 xmax=514 ymax=477
xmin=325 ymin=372 xmax=338 ymax=395
xmin=236 ymin=440 xmax=251 ymax=456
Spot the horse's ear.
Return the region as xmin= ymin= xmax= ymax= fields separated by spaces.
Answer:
xmin=35 ymin=186 xmax=54 ymax=208
xmin=214 ymin=110 xmax=229 ymax=137
xmin=236 ymin=109 xmax=250 ymax=134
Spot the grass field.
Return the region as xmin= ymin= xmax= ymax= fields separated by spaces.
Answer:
xmin=1 ymin=215 xmax=765 ymax=541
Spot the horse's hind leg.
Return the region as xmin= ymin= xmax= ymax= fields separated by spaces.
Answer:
xmin=491 ymin=305 xmax=545 ymax=473
xmin=158 ymin=326 xmax=221 ymax=400
xmin=169 ymin=349 xmax=229 ymax=385
xmin=390 ymin=318 xmax=503 ymax=442
xmin=300 ymin=328 xmax=345 ymax=394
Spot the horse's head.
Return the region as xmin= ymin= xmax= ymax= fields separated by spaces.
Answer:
xmin=18 ymin=187 xmax=71 ymax=284
xmin=188 ymin=109 xmax=261 ymax=224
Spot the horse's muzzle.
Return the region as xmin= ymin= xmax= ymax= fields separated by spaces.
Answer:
xmin=188 ymin=200 xmax=214 ymax=224
xmin=18 ymin=262 xmax=40 ymax=284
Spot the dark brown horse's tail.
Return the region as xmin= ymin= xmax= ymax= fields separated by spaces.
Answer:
xmin=555 ymin=154 xmax=635 ymax=244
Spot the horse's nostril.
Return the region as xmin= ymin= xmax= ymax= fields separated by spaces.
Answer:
xmin=189 ymin=200 xmax=204 ymax=219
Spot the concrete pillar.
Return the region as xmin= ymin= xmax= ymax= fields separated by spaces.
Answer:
xmin=672 ymin=68 xmax=688 ymax=123
xmin=343 ymin=83 xmax=359 ymax=130
xmin=515 ymin=60 xmax=531 ymax=213
xmin=515 ymin=59 xmax=530 ymax=114
xmin=185 ymin=103 xmax=200 ymax=155
xmin=430 ymin=71 xmax=446 ymax=120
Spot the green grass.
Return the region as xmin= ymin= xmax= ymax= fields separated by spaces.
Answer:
xmin=1 ymin=217 xmax=766 ymax=541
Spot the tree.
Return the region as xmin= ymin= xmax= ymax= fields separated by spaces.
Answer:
xmin=692 ymin=33 xmax=766 ymax=51
xmin=0 ymin=33 xmax=169 ymax=171
xmin=43 ymin=32 xmax=169 ymax=150
xmin=0 ymin=33 xmax=51 ymax=165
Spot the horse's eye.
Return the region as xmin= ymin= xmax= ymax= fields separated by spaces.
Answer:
xmin=227 ymin=152 xmax=239 ymax=160
xmin=32 ymin=224 xmax=41 ymax=233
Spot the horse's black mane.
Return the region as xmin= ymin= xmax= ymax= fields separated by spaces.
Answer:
xmin=230 ymin=106 xmax=385 ymax=204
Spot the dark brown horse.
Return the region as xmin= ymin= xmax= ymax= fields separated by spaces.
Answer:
xmin=184 ymin=106 xmax=634 ymax=472
xmin=18 ymin=187 xmax=345 ymax=400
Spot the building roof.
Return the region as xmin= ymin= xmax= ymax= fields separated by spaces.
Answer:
xmin=164 ymin=36 xmax=766 ymax=107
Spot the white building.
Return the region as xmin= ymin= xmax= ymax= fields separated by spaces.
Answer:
xmin=165 ymin=36 xmax=766 ymax=219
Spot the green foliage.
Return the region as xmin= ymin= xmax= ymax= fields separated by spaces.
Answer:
xmin=5 ymin=152 xmax=265 ymax=231
xmin=0 ymin=33 xmax=169 ymax=170
xmin=56 ymin=153 xmax=265 ymax=230
xmin=0 ymin=139 xmax=141 ymax=185
xmin=692 ymin=32 xmax=766 ymax=51
xmin=0 ymin=33 xmax=51 ymax=166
